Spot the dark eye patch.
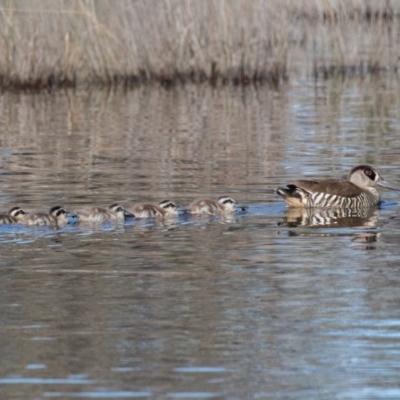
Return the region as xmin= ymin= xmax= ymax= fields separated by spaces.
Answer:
xmin=364 ymin=168 xmax=376 ymax=180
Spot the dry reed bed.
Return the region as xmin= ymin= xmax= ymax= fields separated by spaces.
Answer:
xmin=0 ymin=0 xmax=399 ymax=90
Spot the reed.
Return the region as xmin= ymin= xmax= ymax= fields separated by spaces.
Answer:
xmin=0 ymin=0 xmax=399 ymax=90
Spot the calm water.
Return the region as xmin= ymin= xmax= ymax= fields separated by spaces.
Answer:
xmin=1 ymin=79 xmax=400 ymax=399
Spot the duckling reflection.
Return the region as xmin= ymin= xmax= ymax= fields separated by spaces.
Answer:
xmin=75 ymin=203 xmax=133 ymax=224
xmin=8 ymin=205 xmax=76 ymax=227
xmin=351 ymin=232 xmax=380 ymax=248
xmin=129 ymin=200 xmax=183 ymax=218
xmin=188 ymin=196 xmax=247 ymax=215
xmin=278 ymin=207 xmax=380 ymax=228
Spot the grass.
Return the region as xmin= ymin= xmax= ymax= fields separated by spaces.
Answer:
xmin=0 ymin=0 xmax=399 ymax=90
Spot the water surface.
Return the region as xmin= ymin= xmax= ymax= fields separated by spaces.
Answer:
xmin=1 ymin=80 xmax=400 ymax=399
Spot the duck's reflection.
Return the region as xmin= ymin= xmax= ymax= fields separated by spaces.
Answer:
xmin=350 ymin=231 xmax=379 ymax=247
xmin=277 ymin=207 xmax=380 ymax=248
xmin=278 ymin=207 xmax=380 ymax=228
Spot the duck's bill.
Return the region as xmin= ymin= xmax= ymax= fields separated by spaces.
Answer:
xmin=235 ymin=204 xmax=248 ymax=212
xmin=124 ymin=210 xmax=135 ymax=218
xmin=378 ymin=179 xmax=400 ymax=191
xmin=67 ymin=213 xmax=79 ymax=223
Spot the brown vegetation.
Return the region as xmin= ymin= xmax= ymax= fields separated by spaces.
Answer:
xmin=0 ymin=0 xmax=399 ymax=90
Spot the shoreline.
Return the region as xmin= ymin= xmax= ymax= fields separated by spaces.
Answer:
xmin=0 ymin=0 xmax=398 ymax=91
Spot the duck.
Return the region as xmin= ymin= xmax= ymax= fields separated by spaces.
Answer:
xmin=8 ymin=206 xmax=29 ymax=223
xmin=276 ymin=165 xmax=400 ymax=208
xmin=0 ymin=215 xmax=17 ymax=224
xmin=75 ymin=203 xmax=134 ymax=223
xmin=8 ymin=205 xmax=76 ymax=227
xmin=188 ymin=196 xmax=247 ymax=215
xmin=129 ymin=200 xmax=183 ymax=218
xmin=0 ymin=209 xmax=20 ymax=224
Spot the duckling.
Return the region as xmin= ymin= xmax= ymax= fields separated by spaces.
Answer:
xmin=8 ymin=205 xmax=75 ymax=227
xmin=188 ymin=196 xmax=247 ymax=215
xmin=0 ymin=208 xmax=19 ymax=224
xmin=75 ymin=203 xmax=134 ymax=224
xmin=129 ymin=199 xmax=182 ymax=218
xmin=0 ymin=215 xmax=17 ymax=224
xmin=8 ymin=206 xmax=28 ymax=223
